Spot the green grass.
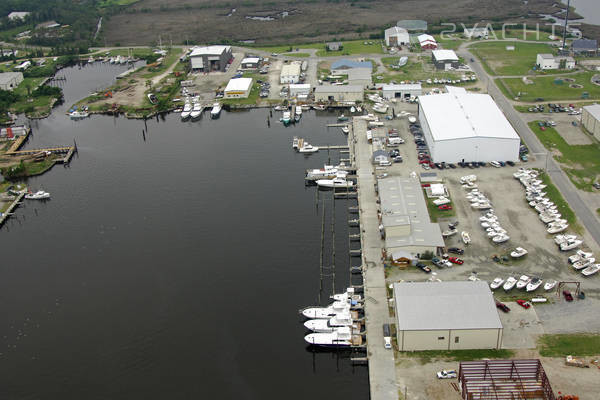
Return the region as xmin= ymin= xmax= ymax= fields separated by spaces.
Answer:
xmin=434 ymin=34 xmax=465 ymax=50
xmin=538 ymin=334 xmax=600 ymax=357
xmin=470 ymin=41 xmax=554 ymax=76
xmin=529 ymin=121 xmax=600 ymax=192
xmin=402 ymin=349 xmax=514 ymax=363
xmin=282 ymin=52 xmax=310 ymax=58
xmin=13 ymin=78 xmax=45 ymax=96
xmin=140 ymin=50 xmax=181 ymax=79
xmin=91 ymin=48 xmax=153 ymax=57
xmin=98 ymin=0 xmax=140 ymax=6
xmin=502 ymin=30 xmax=553 ymax=42
xmin=375 ymin=56 xmax=474 ymax=84
xmin=250 ymin=39 xmax=383 ymax=57
xmin=424 ymin=191 xmax=455 ymax=222
xmin=500 ymin=72 xmax=600 ymax=102
xmin=23 ymin=159 xmax=57 ymax=176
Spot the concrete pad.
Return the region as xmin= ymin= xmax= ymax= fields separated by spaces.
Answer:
xmin=498 ymin=302 xmax=544 ymax=349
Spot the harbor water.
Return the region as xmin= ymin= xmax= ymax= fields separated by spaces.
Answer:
xmin=0 ymin=64 xmax=369 ymax=399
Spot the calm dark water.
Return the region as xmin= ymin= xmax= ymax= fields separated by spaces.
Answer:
xmin=1 ymin=64 xmax=368 ymax=399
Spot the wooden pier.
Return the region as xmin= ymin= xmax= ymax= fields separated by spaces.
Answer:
xmin=0 ymin=192 xmax=25 ymax=227
xmin=316 ymin=145 xmax=349 ymax=150
xmin=327 ymin=123 xmax=350 ymax=127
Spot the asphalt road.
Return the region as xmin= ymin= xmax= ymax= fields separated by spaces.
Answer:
xmin=458 ymin=44 xmax=600 ymax=248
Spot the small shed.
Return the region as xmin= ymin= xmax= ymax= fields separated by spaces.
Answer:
xmin=240 ymin=57 xmax=260 ymax=69
xmin=432 ymin=50 xmax=459 ymax=70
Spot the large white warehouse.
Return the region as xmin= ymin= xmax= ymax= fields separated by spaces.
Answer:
xmin=418 ymin=92 xmax=520 ymax=163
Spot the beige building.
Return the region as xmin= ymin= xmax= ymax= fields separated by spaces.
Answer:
xmin=0 ymin=72 xmax=23 ymax=91
xmin=224 ymin=78 xmax=253 ymax=98
xmin=314 ymin=85 xmax=364 ymax=103
xmin=393 ymin=281 xmax=503 ymax=351
xmin=582 ymin=104 xmax=600 ymax=140
xmin=280 ymin=63 xmax=301 ymax=84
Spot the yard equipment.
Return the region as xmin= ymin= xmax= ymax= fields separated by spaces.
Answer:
xmin=565 ymin=355 xmax=588 ymax=368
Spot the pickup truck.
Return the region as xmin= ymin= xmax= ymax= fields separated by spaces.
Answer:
xmin=383 ymin=324 xmax=392 ymax=349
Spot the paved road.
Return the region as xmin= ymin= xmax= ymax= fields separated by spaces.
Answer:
xmin=458 ymin=43 xmax=600 ymax=248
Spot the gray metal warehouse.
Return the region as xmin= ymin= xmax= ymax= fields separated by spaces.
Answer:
xmin=190 ymin=45 xmax=233 ymax=72
xmin=393 ymin=281 xmax=503 ymax=351
xmin=382 ymin=83 xmax=422 ymax=100
xmin=582 ymin=104 xmax=600 ymax=141
xmin=314 ymin=85 xmax=364 ymax=103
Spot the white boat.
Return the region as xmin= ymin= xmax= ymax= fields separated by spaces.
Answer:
xmin=510 ymin=247 xmax=528 ymax=258
xmin=582 ymin=264 xmax=600 ymax=276
xmin=69 ymin=110 xmax=89 ymax=120
xmin=25 ymin=190 xmax=50 ymax=200
xmin=316 ymin=177 xmax=354 ymax=188
xmin=573 ymin=257 xmax=595 ymax=270
xmin=350 ymin=106 xmax=356 ymax=113
xmin=373 ymin=103 xmax=389 ymax=113
xmin=492 ymin=234 xmax=510 ymax=243
xmin=282 ymin=111 xmax=291 ymax=125
xmin=304 ymin=326 xmax=353 ymax=347
xmin=180 ymin=103 xmax=192 ymax=119
xmin=554 ymin=234 xmax=577 ymax=245
xmin=210 ymin=103 xmax=222 ymax=119
xmin=461 ymin=231 xmax=471 ymax=245
xmin=303 ymin=313 xmax=354 ymax=332
xmin=301 ymin=301 xmax=350 ymax=319
xmin=442 ymin=229 xmax=457 ymax=237
xmin=306 ymin=165 xmax=348 ymax=180
xmin=341 ymin=126 xmax=350 ymax=134
xmin=190 ymin=102 xmax=203 ymax=119
xmin=312 ymin=104 xmax=326 ymax=111
xmin=408 ymin=116 xmax=417 ymax=124
xmin=298 ymin=144 xmax=319 ymax=153
xmin=526 ymin=277 xmax=543 ymax=292
xmin=547 ymin=224 xmax=568 ymax=234
xmin=516 ymin=275 xmax=531 ymax=290
xmin=544 ymin=279 xmax=557 ymax=291
xmin=568 ymin=250 xmax=593 ymax=264
xmin=503 ymin=276 xmax=517 ymax=291
xmin=490 ymin=277 xmax=504 ymax=290
xmin=560 ymin=239 xmax=583 ymax=251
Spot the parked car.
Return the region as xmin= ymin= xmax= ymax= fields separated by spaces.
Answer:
xmin=506 ymin=161 xmax=515 ymax=166
xmin=516 ymin=299 xmax=531 ymax=309
xmin=448 ymin=163 xmax=456 ymax=169
xmin=490 ymin=161 xmax=501 ymax=168
xmin=437 ymin=370 xmax=457 ymax=379
xmin=416 ymin=262 xmax=431 ymax=273
xmin=563 ymin=290 xmax=574 ymax=302
xmin=448 ymin=247 xmax=464 ymax=255
xmin=448 ymin=257 xmax=464 ymax=265
xmin=495 ymin=300 xmax=510 ymax=313
xmin=438 ymin=204 xmax=453 ymax=210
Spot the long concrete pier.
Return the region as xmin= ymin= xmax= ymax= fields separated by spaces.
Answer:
xmin=350 ymin=118 xmax=397 ymax=399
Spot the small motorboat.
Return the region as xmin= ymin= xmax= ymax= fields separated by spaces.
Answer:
xmin=341 ymin=126 xmax=350 ymax=134
xmin=582 ymin=264 xmax=600 ymax=276
xmin=350 ymin=106 xmax=356 ymax=113
xmin=526 ymin=277 xmax=543 ymax=292
xmin=568 ymin=250 xmax=593 ymax=264
xmin=560 ymin=239 xmax=583 ymax=251
xmin=373 ymin=103 xmax=389 ymax=113
xmin=298 ymin=144 xmax=319 ymax=153
xmin=503 ymin=276 xmax=517 ymax=291
xmin=490 ymin=277 xmax=504 ymax=290
xmin=25 ymin=190 xmax=50 ymax=200
xmin=510 ymin=247 xmax=528 ymax=258
xmin=544 ymin=279 xmax=557 ymax=291
xmin=554 ymin=234 xmax=577 ymax=245
xmin=492 ymin=234 xmax=510 ymax=243
xmin=69 ymin=110 xmax=89 ymax=120
xmin=461 ymin=231 xmax=471 ymax=245
xmin=337 ymin=114 xmax=349 ymax=121
xmin=572 ymin=257 xmax=595 ymax=270
xmin=316 ymin=177 xmax=354 ymax=188
xmin=433 ymin=197 xmax=450 ymax=206
xmin=547 ymin=223 xmax=568 ymax=234
xmin=516 ymin=275 xmax=531 ymax=290
xmin=312 ymin=104 xmax=326 ymax=111
xmin=442 ymin=229 xmax=457 ymax=237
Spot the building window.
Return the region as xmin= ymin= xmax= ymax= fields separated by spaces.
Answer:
xmin=455 ymin=337 xmax=460 ymax=343
xmin=437 ymin=336 xmax=445 ymax=340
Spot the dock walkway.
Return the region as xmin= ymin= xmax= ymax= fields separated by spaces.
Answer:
xmin=351 ymin=118 xmax=397 ymax=400
xmin=0 ymin=192 xmax=25 ymax=227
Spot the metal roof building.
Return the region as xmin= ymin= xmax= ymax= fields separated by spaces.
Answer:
xmin=224 ymin=77 xmax=253 ymax=98
xmin=382 ymin=83 xmax=422 ymax=100
xmin=280 ymin=63 xmax=301 ymax=84
xmin=393 ymin=281 xmax=503 ymax=351
xmin=378 ymin=177 xmax=444 ymax=256
xmin=582 ymin=104 xmax=600 ymax=141
xmin=189 ymin=45 xmax=233 ymax=72
xmin=396 ymin=20 xmax=427 ymax=31
xmin=572 ymin=39 xmax=598 ymax=54
xmin=314 ymin=85 xmax=364 ymax=102
xmin=385 ymin=26 xmax=410 ymax=47
xmin=0 ymin=72 xmax=23 ymax=91
xmin=347 ymin=68 xmax=372 ymax=87
xmin=418 ymin=92 xmax=520 ymax=163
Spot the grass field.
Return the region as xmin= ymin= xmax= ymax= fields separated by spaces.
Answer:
xmin=98 ymin=0 xmax=140 ymax=6
xmin=424 ymin=191 xmax=456 ymax=222
xmin=529 ymin=121 xmax=600 ymax=192
xmin=538 ymin=334 xmax=600 ymax=357
xmin=401 ymin=349 xmax=514 ymax=363
xmin=470 ymin=41 xmax=554 ymax=76
xmin=375 ymin=57 xmax=473 ymax=84
xmin=537 ymin=171 xmax=582 ymax=233
xmin=500 ymin=72 xmax=600 ymax=102
xmin=434 ymin=34 xmax=465 ymax=50
xmin=250 ymin=39 xmax=383 ymax=57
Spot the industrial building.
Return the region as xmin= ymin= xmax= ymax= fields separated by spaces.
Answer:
xmin=280 ymin=62 xmax=301 ymax=84
xmin=418 ymin=92 xmax=521 ymax=163
xmin=289 ymin=83 xmax=311 ymax=98
xmin=536 ymin=53 xmax=575 ymax=70
xmin=0 ymin=72 xmax=23 ymax=91
xmin=378 ymin=177 xmax=444 ymax=256
xmin=314 ymin=85 xmax=363 ymax=103
xmin=432 ymin=50 xmax=459 ymax=70
xmin=347 ymin=68 xmax=373 ymax=87
xmin=224 ymin=77 xmax=253 ymax=98
xmin=385 ymin=26 xmax=410 ymax=47
xmin=572 ymin=39 xmax=598 ymax=56
xmin=393 ymin=281 xmax=503 ymax=351
xmin=190 ymin=46 xmax=233 ymax=72
xmin=330 ymin=59 xmax=372 ymax=75
xmin=417 ymin=34 xmax=437 ymax=49
xmin=381 ymin=83 xmax=422 ymax=100
xmin=240 ymin=57 xmax=260 ymax=69
xmin=582 ymin=104 xmax=600 ymax=140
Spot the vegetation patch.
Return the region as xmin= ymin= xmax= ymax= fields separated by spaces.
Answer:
xmin=501 ymin=72 xmax=600 ymax=102
xmin=538 ymin=334 xmax=600 ymax=357
xmin=470 ymin=41 xmax=554 ymax=76
xmin=534 ymin=169 xmax=582 ymax=234
xmin=402 ymin=349 xmax=514 ymax=364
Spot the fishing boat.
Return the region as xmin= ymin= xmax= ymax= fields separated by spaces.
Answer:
xmin=544 ymin=279 xmax=557 ymax=291
xmin=303 ymin=313 xmax=354 ymax=332
xmin=282 ymin=111 xmax=292 ymax=125
xmin=572 ymin=257 xmax=595 ymax=270
xmin=306 ymin=164 xmax=348 ymax=180
xmin=503 ymin=276 xmax=517 ymax=291
xmin=190 ymin=102 xmax=203 ymax=120
xmin=582 ymin=264 xmax=600 ymax=276
xmin=304 ymin=326 xmax=353 ymax=347
xmin=489 ymin=277 xmax=504 ymax=290
xmin=461 ymin=231 xmax=471 ymax=245
xmin=526 ymin=277 xmax=543 ymax=292
xmin=298 ymin=144 xmax=319 ymax=153
xmin=516 ymin=275 xmax=531 ymax=290
xmin=312 ymin=104 xmax=326 ymax=111
xmin=510 ymin=247 xmax=528 ymax=258
xmin=337 ymin=114 xmax=349 ymax=122
xmin=25 ymin=190 xmax=50 ymax=200
xmin=294 ymin=106 xmax=302 ymax=122
xmin=180 ymin=102 xmax=192 ymax=120
xmin=301 ymin=301 xmax=350 ymax=319
xmin=210 ymin=103 xmax=222 ymax=119
xmin=560 ymin=239 xmax=583 ymax=251
xmin=316 ymin=177 xmax=354 ymax=188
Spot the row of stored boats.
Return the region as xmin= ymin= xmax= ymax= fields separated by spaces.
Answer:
xmin=180 ymin=98 xmax=221 ymax=120
xmin=490 ymin=274 xmax=557 ymax=292
xmin=302 ymin=162 xmax=355 ymax=188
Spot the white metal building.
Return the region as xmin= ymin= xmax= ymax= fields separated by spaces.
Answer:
xmin=432 ymin=49 xmax=459 ymax=70
xmin=189 ymin=45 xmax=232 ymax=72
xmin=224 ymin=78 xmax=253 ymax=98
xmin=314 ymin=85 xmax=364 ymax=102
xmin=385 ymin=26 xmax=410 ymax=47
xmin=418 ymin=92 xmax=520 ymax=163
xmin=0 ymin=72 xmax=23 ymax=91
xmin=536 ymin=53 xmax=575 ymax=70
xmin=289 ymin=83 xmax=310 ymax=98
xmin=582 ymin=104 xmax=600 ymax=140
xmin=393 ymin=281 xmax=503 ymax=351
xmin=382 ymin=83 xmax=422 ymax=100
xmin=240 ymin=57 xmax=260 ymax=69
xmin=280 ymin=63 xmax=301 ymax=84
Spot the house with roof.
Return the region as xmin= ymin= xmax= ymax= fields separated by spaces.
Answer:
xmin=417 ymin=34 xmax=437 ymax=50
xmin=0 ymin=72 xmax=23 ymax=91
xmin=432 ymin=49 xmax=459 ymax=70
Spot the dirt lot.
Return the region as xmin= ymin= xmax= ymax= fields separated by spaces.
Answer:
xmin=102 ymin=0 xmax=556 ymax=46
